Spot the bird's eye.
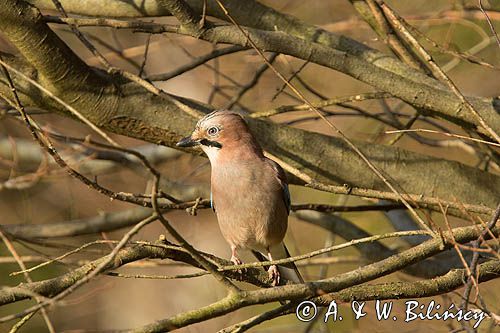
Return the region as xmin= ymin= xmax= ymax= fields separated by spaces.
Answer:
xmin=207 ymin=126 xmax=219 ymax=136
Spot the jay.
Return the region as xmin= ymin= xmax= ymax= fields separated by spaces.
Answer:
xmin=177 ymin=110 xmax=303 ymax=286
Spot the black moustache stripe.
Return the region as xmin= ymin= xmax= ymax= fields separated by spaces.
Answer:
xmin=200 ymin=139 xmax=222 ymax=148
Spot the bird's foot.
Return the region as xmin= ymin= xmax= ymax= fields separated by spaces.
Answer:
xmin=230 ymin=255 xmax=246 ymax=276
xmin=230 ymin=255 xmax=243 ymax=266
xmin=268 ymin=265 xmax=280 ymax=286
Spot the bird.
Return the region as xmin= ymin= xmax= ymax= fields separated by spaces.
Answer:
xmin=176 ymin=110 xmax=303 ymax=286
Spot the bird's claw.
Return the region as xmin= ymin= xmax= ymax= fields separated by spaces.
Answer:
xmin=268 ymin=265 xmax=280 ymax=286
xmin=230 ymin=255 xmax=246 ymax=277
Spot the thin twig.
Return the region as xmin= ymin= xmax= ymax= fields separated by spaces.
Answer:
xmin=224 ymin=52 xmax=279 ymax=109
xmin=149 ymin=45 xmax=245 ymax=81
xmin=386 ymin=128 xmax=500 ymax=147
xmin=439 ymin=203 xmax=479 ymax=297
xmin=0 ymin=57 xmax=118 ymax=146
xmin=478 ymin=0 xmax=500 ymax=50
xmin=291 ymin=202 xmax=405 ymax=213
xmin=0 ymin=229 xmax=55 ymax=333
xmin=377 ymin=0 xmax=500 ymax=143
xmin=271 ymin=58 xmax=309 ymax=101
xmin=266 ymin=151 xmax=493 ymax=216
xmin=154 ymin=215 xmax=240 ymax=292
xmin=0 ymin=214 xmax=159 ymax=323
xmin=216 ymin=230 xmax=430 ymax=271
xmin=251 ymin=92 xmax=391 ymax=118
xmin=106 ymin=271 xmax=208 ymax=279
xmin=405 ymin=21 xmax=500 ymax=70
xmin=461 ymin=203 xmax=500 ymax=311
xmin=8 ymin=312 xmax=36 ymax=333
xmin=10 ymin=240 xmax=116 ymax=277
xmin=362 ymin=0 xmax=429 ymax=71
xmin=138 ymin=33 xmax=152 ymax=77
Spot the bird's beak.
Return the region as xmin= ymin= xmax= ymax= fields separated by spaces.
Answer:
xmin=176 ymin=136 xmax=199 ymax=148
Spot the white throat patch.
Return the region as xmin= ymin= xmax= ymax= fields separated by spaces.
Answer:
xmin=201 ymin=145 xmax=220 ymax=163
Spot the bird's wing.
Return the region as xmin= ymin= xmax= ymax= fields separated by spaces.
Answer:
xmin=266 ymin=159 xmax=291 ymax=214
xmin=210 ymin=190 xmax=215 ymax=212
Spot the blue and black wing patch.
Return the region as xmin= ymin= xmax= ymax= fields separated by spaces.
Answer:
xmin=210 ymin=190 xmax=215 ymax=212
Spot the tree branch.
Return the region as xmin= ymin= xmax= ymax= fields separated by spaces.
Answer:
xmin=0 ymin=0 xmax=498 ymax=217
xmin=321 ymin=259 xmax=500 ymax=302
xmin=28 ymin=0 xmax=500 ymax=135
xmin=130 ymin=224 xmax=499 ymax=332
xmin=157 ymin=0 xmax=203 ymax=36
xmin=0 ymin=240 xmax=272 ymax=307
xmin=294 ymin=210 xmax=479 ymax=278
xmin=40 ymin=13 xmax=500 ymax=136
xmin=220 ymin=260 xmax=500 ymax=332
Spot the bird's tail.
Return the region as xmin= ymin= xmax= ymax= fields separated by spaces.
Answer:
xmin=252 ymin=242 xmax=304 ymax=284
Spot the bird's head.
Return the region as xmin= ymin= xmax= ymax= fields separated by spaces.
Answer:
xmin=176 ymin=110 xmax=262 ymax=162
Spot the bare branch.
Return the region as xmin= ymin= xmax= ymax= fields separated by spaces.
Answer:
xmin=130 ymin=224 xmax=499 ymax=332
